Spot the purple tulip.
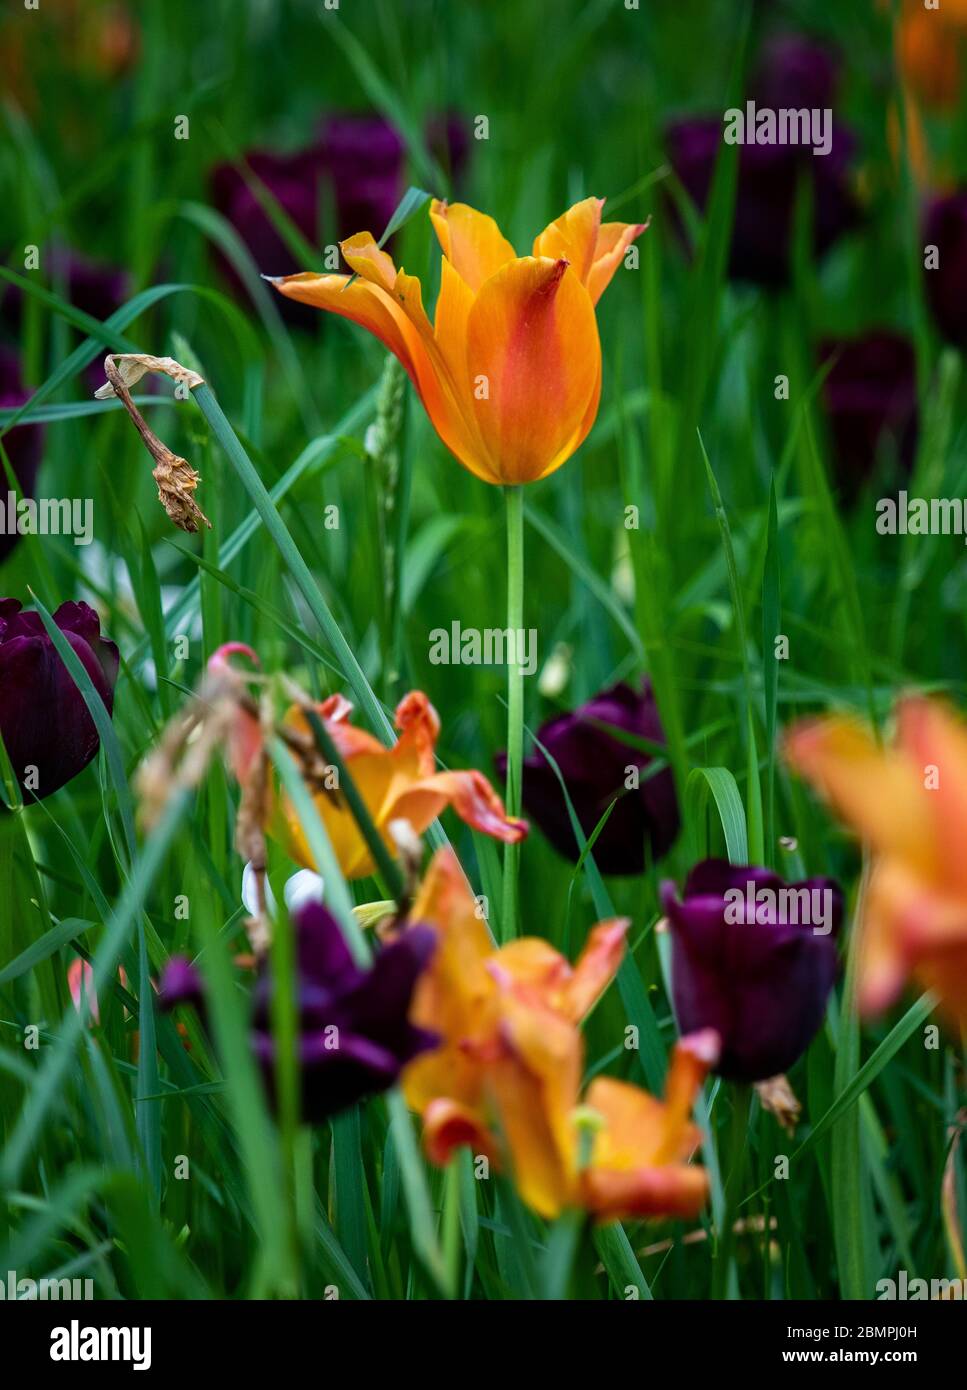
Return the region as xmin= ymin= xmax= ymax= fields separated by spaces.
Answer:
xmin=160 ymin=901 xmax=437 ymax=1123
xmin=820 ymin=331 xmax=918 ymax=500
xmin=210 ymin=146 xmax=325 ymax=273
xmin=923 ymin=189 xmax=967 ymax=348
xmin=157 ymin=955 xmax=204 ymax=1011
xmin=426 ymin=111 xmax=471 ymax=186
xmin=661 ymin=860 xmax=842 ymax=1082
xmin=0 ymin=348 xmax=44 ymax=565
xmin=210 ymin=147 xmax=326 ymax=329
xmin=496 ymin=681 xmax=680 ymax=875
xmin=317 ymin=114 xmax=404 ymax=243
xmin=666 ymin=36 xmax=856 ymax=288
xmin=751 ymin=34 xmax=840 ymax=112
xmin=1 ymin=248 xmax=129 ymax=332
xmin=52 ymin=249 xmax=130 ymax=326
xmin=666 ymin=117 xmax=857 ymax=287
xmin=210 ymin=117 xmax=406 ymax=326
xmin=0 ymin=599 xmax=119 ymax=800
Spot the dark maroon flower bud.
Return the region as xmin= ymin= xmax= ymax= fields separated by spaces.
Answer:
xmin=157 ymin=956 xmax=205 ymax=1012
xmin=0 ymin=348 xmax=44 ymax=566
xmin=0 ymin=598 xmax=119 ymax=800
xmin=161 ymin=901 xmax=437 ymax=1124
xmin=210 ymin=147 xmax=325 ymax=271
xmin=661 ymin=860 xmax=842 ymax=1082
xmin=1 ymin=248 xmax=129 ymax=333
xmin=923 ymin=189 xmax=967 ymax=348
xmin=666 ymin=34 xmax=856 ymax=292
xmin=51 ymin=248 xmax=130 ymax=326
xmin=426 ymin=111 xmax=471 ymax=186
xmin=751 ymin=34 xmax=840 ymax=112
xmin=496 ymin=681 xmax=680 ymax=875
xmin=210 ymin=146 xmax=326 ymax=329
xmin=210 ymin=117 xmax=406 ymax=326
xmin=820 ymin=331 xmax=918 ymax=501
xmin=317 ymin=114 xmax=404 ymax=248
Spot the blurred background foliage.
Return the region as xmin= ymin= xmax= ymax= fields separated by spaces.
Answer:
xmin=0 ymin=0 xmax=964 ymax=1299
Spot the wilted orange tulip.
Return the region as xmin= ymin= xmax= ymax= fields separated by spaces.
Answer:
xmin=786 ymin=697 xmax=967 ymax=1029
xmin=282 ymin=691 xmax=526 ymax=879
xmin=403 ymin=848 xmax=715 ymax=1221
xmin=270 ymin=197 xmax=646 ymax=484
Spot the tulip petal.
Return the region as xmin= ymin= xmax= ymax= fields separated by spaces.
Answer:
xmin=488 ymin=995 xmax=582 ymax=1218
xmin=563 ymin=918 xmax=629 ymax=1019
xmin=897 ymin=697 xmax=967 ymax=896
xmin=391 ymin=769 xmax=528 ymax=845
xmin=656 ymin=1029 xmax=720 ymax=1162
xmin=581 ymin=1161 xmax=710 ymax=1223
xmin=465 ymin=256 xmax=601 ymax=483
xmin=68 ymin=959 xmax=99 ymax=1024
xmin=533 ymin=197 xmax=647 ymax=304
xmin=0 ymin=601 xmax=117 ymax=800
xmin=578 ymin=1032 xmax=715 ymax=1222
xmin=338 ymin=230 xmax=399 ymax=292
xmin=586 ymin=221 xmax=648 ymax=305
xmin=272 ymin=270 xmax=423 ymax=380
xmin=859 ymin=859 xmax=928 ymax=1017
xmin=488 ymin=919 xmax=626 ymax=1021
xmin=429 ymin=199 xmax=517 ymax=292
xmin=422 ymin=1098 xmax=499 ymax=1167
xmin=785 ymin=715 xmax=938 ymax=880
xmin=532 ymin=197 xmax=604 ymax=284
xmin=339 ymin=235 xmax=499 ymax=483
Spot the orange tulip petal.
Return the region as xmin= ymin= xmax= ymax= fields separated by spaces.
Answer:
xmin=564 ymin=918 xmax=629 ymax=1020
xmin=339 ymin=231 xmax=398 ymax=292
xmin=656 ymin=1029 xmax=720 ymax=1163
xmin=487 ymin=939 xmax=570 ymax=999
xmin=533 ymin=198 xmax=647 ymax=304
xmin=394 ymin=691 xmax=441 ymax=777
xmin=860 ymin=859 xmax=930 ymax=1017
xmin=785 ymin=715 xmax=938 ymax=880
xmin=272 ymin=268 xmax=482 ymax=480
xmin=861 ymin=857 xmax=967 ymax=1027
xmin=422 ymin=1098 xmax=498 ymax=1167
xmin=585 ymin=1076 xmax=670 ymax=1168
xmin=582 ymin=1162 xmax=710 ymax=1223
xmin=429 ymin=199 xmax=517 ymax=292
xmin=406 ymin=848 xmax=495 ymax=1038
xmin=897 ymin=697 xmax=967 ymax=896
xmin=484 ymin=918 xmax=624 ymax=1022
xmin=587 ymin=219 xmax=648 ymax=305
xmin=465 ymin=256 xmax=600 ymax=483
xmin=270 ymin=272 xmax=423 ymax=387
xmin=488 ymin=997 xmax=583 ymax=1218
xmin=532 ymin=196 xmax=604 ymax=285
xmin=390 ymin=768 xmax=528 ymax=845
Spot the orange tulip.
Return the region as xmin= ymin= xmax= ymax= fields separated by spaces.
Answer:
xmin=282 ymin=691 xmax=526 ymax=879
xmin=896 ymin=0 xmax=967 ymax=112
xmin=270 ymin=197 xmax=646 ymax=485
xmin=786 ymin=697 xmax=967 ymax=1029
xmin=403 ymin=848 xmax=715 ymax=1221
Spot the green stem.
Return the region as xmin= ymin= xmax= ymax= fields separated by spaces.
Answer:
xmin=501 ymin=485 xmax=524 ymax=940
xmin=712 ymin=1083 xmax=752 ymax=1300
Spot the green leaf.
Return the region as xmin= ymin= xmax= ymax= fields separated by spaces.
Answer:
xmin=685 ymin=766 xmax=748 ymax=864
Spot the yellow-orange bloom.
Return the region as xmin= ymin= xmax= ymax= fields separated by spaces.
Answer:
xmin=270 ymin=197 xmax=646 ymax=485
xmin=402 ymin=848 xmax=715 ymax=1221
xmin=786 ymin=697 xmax=967 ymax=1029
xmin=282 ymin=691 xmax=526 ymax=879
